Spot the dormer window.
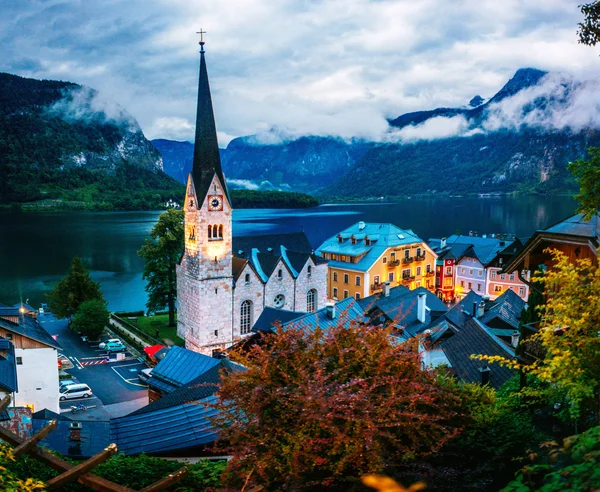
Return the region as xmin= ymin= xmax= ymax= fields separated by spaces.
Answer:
xmin=365 ymin=238 xmax=371 ymax=246
xmin=351 ymin=237 xmax=357 ymax=245
xmin=338 ymin=235 xmax=343 ymax=243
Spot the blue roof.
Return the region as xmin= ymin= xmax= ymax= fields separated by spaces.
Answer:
xmin=148 ymin=347 xmax=221 ymax=392
xmin=429 ymin=235 xmax=515 ymax=266
xmin=0 ymin=336 xmax=18 ymax=393
xmin=316 ymin=222 xmax=427 ymax=272
xmin=252 ymin=307 xmax=305 ymax=333
xmin=110 ymin=396 xmax=220 ymax=455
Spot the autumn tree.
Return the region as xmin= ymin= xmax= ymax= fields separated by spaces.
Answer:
xmin=213 ymin=322 xmax=468 ymax=490
xmin=567 ymin=147 xmax=600 ymax=220
xmin=47 ymin=256 xmax=104 ymax=320
xmin=137 ymin=209 xmax=183 ymax=327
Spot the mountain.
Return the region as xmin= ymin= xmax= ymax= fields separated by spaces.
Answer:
xmin=153 ymin=135 xmax=370 ymax=192
xmin=0 ymin=73 xmax=183 ymax=209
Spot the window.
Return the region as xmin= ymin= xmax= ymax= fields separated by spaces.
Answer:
xmin=338 ymin=236 xmax=343 ymax=243
xmin=416 ymin=266 xmax=422 ymax=276
xmin=333 ymin=272 xmax=338 ymax=282
xmin=444 ymin=278 xmax=452 ymax=286
xmin=445 ymin=266 xmax=452 ymax=275
xmin=478 ymin=270 xmax=482 ymax=277
xmin=273 ymin=294 xmax=286 ymax=308
xmin=382 ymin=257 xmax=387 ymax=264
xmin=391 ymin=252 xmax=396 ymax=260
xmin=344 ymin=274 xmax=349 ymax=284
xmin=365 ymin=239 xmax=371 ymax=246
xmin=404 ymin=249 xmax=410 ymax=259
xmin=416 ymin=247 xmax=422 ymax=257
xmin=402 ymin=268 xmax=410 ymax=279
xmin=188 ymin=225 xmax=196 ymax=242
xmin=245 ymin=273 xmax=251 ymax=284
xmin=307 ymin=265 xmax=312 ymax=277
xmin=468 ymin=282 xmax=472 ymax=289
xmin=500 ymin=274 xmax=506 ymax=280
xmin=426 ymin=264 xmax=432 ymax=273
xmin=351 ymin=237 xmax=356 ymax=245
xmin=509 ymin=273 xmax=515 ymax=281
xmin=344 ymin=290 xmax=349 ymax=299
xmin=355 ymin=276 xmax=361 ymax=286
xmin=461 ymin=267 xmax=465 ymax=274
xmin=373 ymin=275 xmax=380 ymax=285
xmin=332 ymin=254 xmax=337 ymax=261
xmin=460 ymin=280 xmax=465 ymax=287
xmin=5 ymin=333 xmax=11 ymax=340
xmin=469 ymin=269 xmax=473 ymax=275
xmin=16 ymin=357 xmax=22 ymax=365
xmin=207 ymin=224 xmax=212 ymax=238
xmin=219 ymin=225 xmax=223 ymax=238
xmin=494 ymin=285 xmax=502 ymax=293
xmin=341 ymin=255 xmax=346 ymax=262
xmin=333 ymin=287 xmax=338 ymax=299
xmin=278 ymin=269 xmax=283 ymax=280
xmin=388 ymin=272 xmax=394 ymax=282
xmin=307 ymin=289 xmax=317 ymax=312
xmin=477 ymin=283 xmax=482 ymax=292
xmin=491 ymin=271 xmax=496 ymax=279
xmin=519 ymin=287 xmax=525 ymax=297
xmin=240 ymin=300 xmax=253 ymax=334
xmin=355 ymin=293 xmax=361 ymax=300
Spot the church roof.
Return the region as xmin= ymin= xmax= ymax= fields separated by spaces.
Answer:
xmin=191 ymin=43 xmax=230 ymax=205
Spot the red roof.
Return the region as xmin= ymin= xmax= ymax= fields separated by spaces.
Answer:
xmin=144 ymin=344 xmax=167 ymax=358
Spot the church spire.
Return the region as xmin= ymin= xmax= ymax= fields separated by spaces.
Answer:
xmin=191 ymin=31 xmax=229 ymax=203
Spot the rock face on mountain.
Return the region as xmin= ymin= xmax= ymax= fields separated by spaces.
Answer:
xmin=0 ymin=72 xmax=177 ymax=207
xmin=151 ymin=138 xmax=194 ymax=184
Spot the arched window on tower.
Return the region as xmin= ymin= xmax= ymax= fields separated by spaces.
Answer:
xmin=212 ymin=224 xmax=218 ymax=239
xmin=207 ymin=224 xmax=212 ymax=239
xmin=240 ymin=300 xmax=253 ymax=334
xmin=219 ymin=224 xmax=223 ymax=239
xmin=307 ymin=289 xmax=317 ymax=313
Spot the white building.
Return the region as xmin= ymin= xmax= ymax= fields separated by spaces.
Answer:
xmin=0 ymin=306 xmax=61 ymax=413
xmin=176 ymin=40 xmax=328 ymax=355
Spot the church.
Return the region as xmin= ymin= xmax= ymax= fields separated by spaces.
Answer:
xmin=176 ymin=38 xmax=328 ymax=355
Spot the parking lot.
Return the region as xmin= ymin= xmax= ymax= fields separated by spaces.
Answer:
xmin=111 ymin=362 xmax=148 ymax=388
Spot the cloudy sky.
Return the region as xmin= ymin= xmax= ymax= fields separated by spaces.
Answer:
xmin=1 ymin=0 xmax=599 ymax=144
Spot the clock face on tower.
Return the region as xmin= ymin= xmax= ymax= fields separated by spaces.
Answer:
xmin=208 ymin=195 xmax=223 ymax=211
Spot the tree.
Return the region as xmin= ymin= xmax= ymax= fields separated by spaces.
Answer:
xmin=71 ymin=299 xmax=110 ymax=340
xmin=137 ymin=209 xmax=183 ymax=327
xmin=213 ymin=322 xmax=468 ymax=490
xmin=47 ymin=257 xmax=104 ymax=320
xmin=577 ymin=1 xmax=600 ymax=48
xmin=567 ymin=147 xmax=600 ymax=220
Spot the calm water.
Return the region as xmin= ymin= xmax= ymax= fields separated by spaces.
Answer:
xmin=0 ymin=195 xmax=577 ymax=312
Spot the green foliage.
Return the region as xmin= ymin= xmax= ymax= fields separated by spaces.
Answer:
xmin=215 ymin=323 xmax=469 ymax=490
xmin=138 ymin=209 xmax=183 ymax=327
xmin=0 ymin=444 xmax=45 ymax=491
xmin=578 ymin=2 xmax=600 ymax=47
xmin=47 ymin=257 xmax=104 ymax=319
xmin=71 ymin=299 xmax=109 ymax=339
xmin=503 ymin=426 xmax=600 ymax=491
xmin=567 ymin=146 xmax=600 ymax=220
xmin=230 ymin=189 xmax=318 ymax=208
xmin=136 ymin=313 xmax=184 ymax=346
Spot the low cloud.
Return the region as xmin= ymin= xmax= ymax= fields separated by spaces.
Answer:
xmin=388 ymin=115 xmax=470 ymax=142
xmin=227 ymin=179 xmax=283 ymax=191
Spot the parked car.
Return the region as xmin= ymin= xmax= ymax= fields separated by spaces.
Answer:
xmin=59 ymin=379 xmax=77 ymax=391
xmin=100 ymin=339 xmax=126 ymax=352
xmin=59 ymin=383 xmax=93 ymax=401
xmin=138 ymin=368 xmax=152 ymax=384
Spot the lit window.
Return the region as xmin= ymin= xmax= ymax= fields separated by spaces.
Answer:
xmin=240 ymin=300 xmax=253 ymax=334
xmin=444 ymin=278 xmax=452 ymax=286
xmin=332 ymin=254 xmax=337 ymax=261
xmin=341 ymin=255 xmax=346 ymax=262
xmin=391 ymin=252 xmax=396 ymax=259
xmin=494 ymin=285 xmax=502 ymax=293
xmin=461 ymin=267 xmax=465 ymax=274
xmin=307 ymin=289 xmax=317 ymax=312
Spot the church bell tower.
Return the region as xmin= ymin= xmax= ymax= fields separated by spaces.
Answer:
xmin=176 ymin=33 xmax=234 ymax=355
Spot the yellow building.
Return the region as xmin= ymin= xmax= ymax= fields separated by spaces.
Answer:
xmin=316 ymin=222 xmax=437 ymax=300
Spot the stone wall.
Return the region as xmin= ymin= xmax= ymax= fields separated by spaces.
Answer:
xmin=232 ymin=264 xmax=265 ymax=338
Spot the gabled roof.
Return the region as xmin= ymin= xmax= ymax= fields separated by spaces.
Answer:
xmin=234 ymin=232 xmax=313 ymax=256
xmin=444 ymin=291 xmax=483 ymax=329
xmin=0 ymin=310 xmax=61 ymax=349
xmin=32 ymin=417 xmax=110 ymax=459
xmin=440 ymin=318 xmax=516 ymax=389
xmin=110 ymin=396 xmax=219 ymax=455
xmin=191 ymin=44 xmax=230 ymax=205
xmin=128 ymin=359 xmax=243 ymax=417
xmin=430 ymin=235 xmax=515 ymax=266
xmin=480 ymin=289 xmax=525 ymax=330
xmin=147 ymin=346 xmax=220 ymax=394
xmin=0 ymin=336 xmax=17 ymax=393
xmin=32 ymin=408 xmax=70 ymax=421
xmin=317 ymin=222 xmax=427 ymax=273
xmin=429 ymin=241 xmax=472 ymax=262
xmin=503 ymin=212 xmax=600 ymax=273
xmin=252 ymin=307 xmax=306 ymax=333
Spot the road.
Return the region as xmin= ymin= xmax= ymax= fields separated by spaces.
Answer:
xmin=39 ymin=313 xmax=148 ymax=413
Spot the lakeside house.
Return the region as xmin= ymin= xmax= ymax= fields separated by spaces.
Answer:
xmin=316 ymin=222 xmax=437 ymax=301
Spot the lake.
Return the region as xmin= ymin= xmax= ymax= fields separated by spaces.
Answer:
xmin=0 ymin=195 xmax=577 ymax=312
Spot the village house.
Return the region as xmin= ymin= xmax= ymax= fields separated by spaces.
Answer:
xmin=429 ymin=238 xmax=471 ymax=302
xmin=0 ymin=304 xmax=61 ymax=413
xmin=316 ymin=222 xmax=437 ymax=301
xmin=176 ymin=38 xmax=327 ymax=355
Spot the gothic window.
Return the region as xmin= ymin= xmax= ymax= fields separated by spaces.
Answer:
xmin=278 ymin=269 xmax=283 ymax=280
xmin=245 ymin=273 xmax=251 ymax=284
xmin=189 ymin=198 xmax=194 ymax=208
xmin=188 ymin=226 xmax=196 ymax=242
xmin=240 ymin=300 xmax=253 ymax=334
xmin=307 ymin=265 xmax=312 ymax=276
xmin=219 ymin=224 xmax=223 ymax=238
xmin=213 ymin=225 xmax=218 ymax=239
xmin=273 ymin=294 xmax=285 ymax=308
xmin=208 ymin=224 xmax=212 ymax=238
xmin=307 ymin=289 xmax=317 ymax=312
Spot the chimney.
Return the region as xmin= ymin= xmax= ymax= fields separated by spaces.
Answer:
xmin=477 ymin=301 xmax=485 ymax=318
xmin=511 ymin=330 xmax=520 ymax=348
xmin=440 ymin=237 xmax=447 ymax=249
xmin=479 ymin=366 xmax=491 ymax=385
xmin=326 ymin=302 xmax=336 ymax=319
xmin=358 ymin=221 xmax=366 ymax=231
xmin=69 ymin=421 xmax=82 ymax=442
xmin=382 ymin=282 xmax=390 ymax=297
xmin=417 ymin=292 xmax=427 ymax=323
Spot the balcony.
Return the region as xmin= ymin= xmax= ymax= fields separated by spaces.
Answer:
xmin=402 ymin=275 xmax=415 ymax=284
xmin=402 ymin=257 xmax=414 ymax=265
xmin=425 ymin=271 xmax=435 ymax=277
xmin=415 ymin=253 xmax=426 ymax=261
xmin=387 ymin=259 xmax=400 ymax=267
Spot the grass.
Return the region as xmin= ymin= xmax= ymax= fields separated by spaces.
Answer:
xmin=136 ymin=314 xmax=185 ymax=347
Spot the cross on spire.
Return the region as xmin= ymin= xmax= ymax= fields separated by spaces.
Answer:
xmin=196 ymin=29 xmax=206 ymax=52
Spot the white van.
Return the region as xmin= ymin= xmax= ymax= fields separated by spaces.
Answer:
xmin=59 ymin=383 xmax=93 ymax=401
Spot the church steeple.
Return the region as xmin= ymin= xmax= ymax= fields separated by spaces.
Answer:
xmin=192 ymin=32 xmax=230 ymax=204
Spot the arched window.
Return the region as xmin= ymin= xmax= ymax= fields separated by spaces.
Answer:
xmin=219 ymin=224 xmax=223 ymax=238
xmin=245 ymin=273 xmax=251 ymax=284
xmin=277 ymin=269 xmax=283 ymax=280
xmin=207 ymin=224 xmax=212 ymax=239
xmin=307 ymin=289 xmax=317 ymax=312
xmin=307 ymin=265 xmax=312 ymax=276
xmin=212 ymin=225 xmax=218 ymax=239
xmin=240 ymin=300 xmax=253 ymax=334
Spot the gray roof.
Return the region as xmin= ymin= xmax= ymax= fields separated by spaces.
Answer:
xmin=440 ymin=318 xmax=516 ymax=389
xmin=480 ymin=289 xmax=525 ymax=330
xmin=543 ymin=212 xmax=600 ymax=240
xmin=430 ymin=235 xmax=515 ymax=266
xmin=0 ymin=310 xmax=61 ymax=349
xmin=252 ymin=307 xmax=306 ymax=333
xmin=0 ymin=336 xmax=17 ymax=393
